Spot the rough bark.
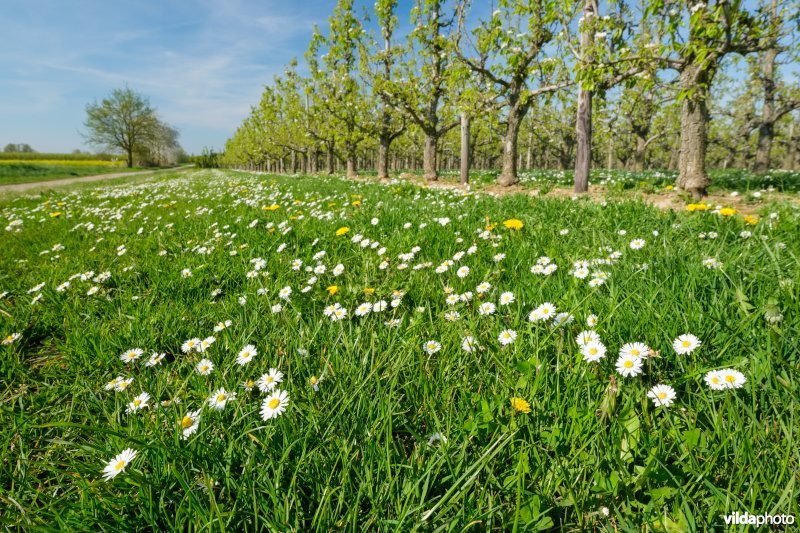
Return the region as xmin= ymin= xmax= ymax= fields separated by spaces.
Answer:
xmin=460 ymin=112 xmax=470 ymax=185
xmin=423 ymin=134 xmax=438 ymax=181
xmin=326 ymin=142 xmax=335 ymax=175
xmin=677 ymin=65 xmax=710 ymax=199
xmin=377 ymin=138 xmax=390 ymax=180
xmin=754 ymin=48 xmax=778 ymax=173
xmin=346 ymin=148 xmax=357 ymax=178
xmin=574 ymin=85 xmax=592 ymax=192
xmin=498 ymin=105 xmax=523 ymax=186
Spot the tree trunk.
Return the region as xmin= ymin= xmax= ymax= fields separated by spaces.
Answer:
xmin=460 ymin=112 xmax=470 ymax=185
xmin=346 ymin=150 xmax=357 ymax=178
xmin=326 ymin=143 xmax=335 ymax=174
xmin=423 ymin=134 xmax=438 ymax=181
xmin=127 ymin=149 xmax=133 ymax=168
xmin=498 ymin=105 xmax=524 ymax=186
xmin=676 ymin=65 xmax=710 ymax=198
xmin=525 ymin=127 xmax=533 ymax=170
xmin=632 ymin=134 xmax=646 ymax=172
xmin=754 ymin=47 xmax=777 ymax=173
xmin=782 ymin=121 xmax=797 ymax=170
xmin=291 ymin=151 xmax=298 ymax=174
xmin=377 ymin=136 xmax=390 ymax=180
xmin=574 ymin=86 xmax=592 ymax=192
xmin=574 ymin=0 xmax=596 ymax=193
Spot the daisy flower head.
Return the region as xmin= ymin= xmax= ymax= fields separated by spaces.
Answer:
xmin=126 ymin=392 xmax=151 ymax=413
xmin=102 ymin=448 xmax=137 ymax=481
xmin=529 ymin=302 xmax=556 ymax=322
xmin=581 ymin=340 xmax=607 ymax=363
xmin=615 ymin=354 xmax=644 ymax=377
xmin=257 ymin=368 xmax=284 ymax=392
xmin=198 ymin=336 xmax=216 ymax=352
xmin=278 ymin=286 xmax=292 ymax=300
xmin=2 ymin=332 xmax=21 ymax=345
xmin=236 ymin=344 xmax=257 ymax=366
xmin=499 ymin=291 xmax=515 ymax=305
xmin=476 ymin=282 xmax=491 ymax=294
xmin=145 ymin=352 xmax=166 ymax=367
xmin=619 ymin=342 xmax=649 ymax=359
xmin=673 ymin=334 xmax=701 ymax=355
xmin=423 ymin=340 xmax=442 ymax=355
xmin=120 ymin=348 xmax=144 ymax=364
xmin=196 ymin=358 xmax=214 ymax=375
xmin=456 ymin=266 xmax=470 ymax=278
xmin=461 ymin=336 xmax=480 ymax=353
xmin=208 ymin=388 xmax=236 ymax=410
xmin=498 ymin=329 xmax=517 ymax=346
xmin=309 ymin=375 xmax=323 ymax=391
xmin=355 ymin=302 xmax=372 ymax=317
xmin=719 ymin=368 xmax=747 ymax=389
xmin=181 ymin=338 xmax=201 ymax=353
xmin=552 ymin=312 xmax=573 ymax=327
xmin=180 ymin=410 xmax=201 ymax=439
xmin=586 ymin=314 xmax=598 ymax=327
xmin=478 ymin=302 xmax=496 ymax=316
xmin=647 ymin=384 xmax=676 ymax=407
xmin=576 ymin=330 xmax=600 ymax=347
xmin=629 ymin=239 xmax=646 ymax=250
xmin=261 ymin=390 xmax=290 ymax=420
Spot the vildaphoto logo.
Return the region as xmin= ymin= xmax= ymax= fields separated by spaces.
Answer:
xmin=723 ymin=512 xmax=795 ymax=527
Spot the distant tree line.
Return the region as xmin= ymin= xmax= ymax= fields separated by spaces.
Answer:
xmin=3 ymin=143 xmax=36 ymax=153
xmin=223 ymin=0 xmax=799 ymax=198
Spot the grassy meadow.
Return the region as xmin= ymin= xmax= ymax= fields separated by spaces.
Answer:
xmin=0 ymin=154 xmax=131 ymax=186
xmin=1 ymin=169 xmax=798 ymax=530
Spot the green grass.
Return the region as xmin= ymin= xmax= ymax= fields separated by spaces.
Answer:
xmin=1 ymin=169 xmax=798 ymax=530
xmin=0 ymin=162 xmax=140 ymax=186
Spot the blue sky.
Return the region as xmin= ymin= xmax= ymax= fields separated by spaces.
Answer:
xmin=1 ymin=0 xmax=389 ymax=154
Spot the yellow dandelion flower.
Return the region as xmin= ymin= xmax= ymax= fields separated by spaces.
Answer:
xmin=326 ymin=285 xmax=339 ymax=296
xmin=50 ymin=212 xmax=62 ymax=218
xmin=719 ymin=207 xmax=737 ymax=217
xmin=352 ymin=200 xmax=361 ymax=206
xmin=262 ymin=204 xmax=280 ymax=211
xmin=363 ymin=287 xmax=375 ymax=295
xmin=503 ymin=219 xmax=524 ymax=231
xmin=743 ymin=215 xmax=758 ymax=225
xmin=336 ymin=226 xmax=350 ymax=236
xmin=510 ymin=397 xmax=531 ymax=414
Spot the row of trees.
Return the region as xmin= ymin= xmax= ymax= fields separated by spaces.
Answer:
xmin=224 ymin=0 xmax=799 ymax=198
xmin=84 ymin=87 xmax=184 ymax=167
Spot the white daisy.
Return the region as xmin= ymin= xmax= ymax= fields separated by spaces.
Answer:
xmin=581 ymin=340 xmax=607 ymax=363
xmin=257 ymin=368 xmax=284 ymax=392
xmin=208 ymin=388 xmax=236 ymax=410
xmin=236 ymin=344 xmax=257 ymax=366
xmin=647 ymin=384 xmax=676 ymax=407
xmin=196 ymin=358 xmax=214 ymax=375
xmin=498 ymin=329 xmax=517 ymax=346
xmin=423 ymin=340 xmax=441 ymax=355
xmin=180 ymin=410 xmax=201 ymax=439
xmin=126 ymin=392 xmax=151 ymax=413
xmin=672 ymin=334 xmax=701 ymax=355
xmin=615 ymin=354 xmax=644 ymax=377
xmin=101 ymin=448 xmax=137 ymax=481
xmin=260 ymin=389 xmax=289 ymax=420
xmin=120 ymin=348 xmax=144 ymax=363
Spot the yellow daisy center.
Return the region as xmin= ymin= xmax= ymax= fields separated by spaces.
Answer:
xmin=181 ymin=416 xmax=193 ymax=428
xmin=133 ymin=399 xmax=141 ymax=406
xmin=631 ymin=349 xmax=640 ymax=356
xmin=115 ymin=460 xmax=126 ymax=471
xmin=589 ymin=347 xmax=598 ymax=355
xmin=266 ymin=376 xmax=274 ymax=383
xmin=217 ymin=394 xmax=226 ymax=402
xmin=624 ymin=360 xmax=634 ymax=368
xmin=725 ymin=375 xmax=735 ymax=383
xmin=657 ymin=392 xmax=667 ymax=399
xmin=268 ymin=398 xmax=281 ymax=409
xmin=682 ymin=341 xmax=691 ymax=347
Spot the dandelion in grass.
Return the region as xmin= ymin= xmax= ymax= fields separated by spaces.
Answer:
xmin=629 ymin=239 xmax=646 ymax=250
xmin=196 ymin=359 xmax=214 ymax=376
xmin=615 ymin=354 xmax=644 ymax=377
xmin=126 ymin=392 xmax=150 ymax=413
xmin=498 ymin=329 xmax=517 ymax=346
xmin=145 ymin=352 xmax=165 ymax=367
xmin=208 ymin=388 xmax=236 ymax=410
xmin=478 ymin=302 xmax=496 ymax=316
xmin=180 ymin=410 xmax=201 ymax=439
xmin=335 ymin=226 xmax=350 ymax=236
xmin=257 ymin=368 xmax=284 ymax=392
xmin=510 ymin=397 xmax=531 ymax=414
xmin=2 ymin=332 xmax=21 ymax=345
xmin=503 ymin=219 xmax=524 ymax=230
xmin=673 ymin=334 xmax=701 ymax=355
xmin=261 ymin=390 xmax=289 ymax=420
xmin=181 ymin=338 xmax=201 ymax=353
xmin=576 ymin=330 xmax=600 ymax=347
xmin=423 ymin=340 xmax=441 ymax=355
xmin=647 ymin=384 xmax=676 ymax=407
xmin=619 ymin=342 xmax=649 ymax=359
xmin=236 ymin=345 xmax=257 ymax=366
xmin=581 ymin=340 xmax=607 ymax=363
xmin=102 ymin=448 xmax=137 ymax=481
xmin=120 ymin=348 xmax=144 ymax=364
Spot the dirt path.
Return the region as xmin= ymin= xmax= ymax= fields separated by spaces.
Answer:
xmin=0 ymin=165 xmax=193 ymax=194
